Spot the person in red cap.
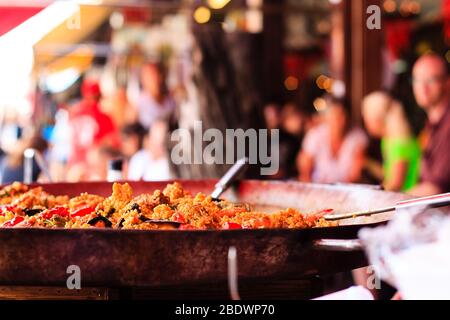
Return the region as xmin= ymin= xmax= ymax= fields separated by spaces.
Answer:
xmin=67 ymin=78 xmax=120 ymax=168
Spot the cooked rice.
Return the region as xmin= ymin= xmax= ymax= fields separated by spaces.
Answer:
xmin=0 ymin=182 xmax=337 ymax=229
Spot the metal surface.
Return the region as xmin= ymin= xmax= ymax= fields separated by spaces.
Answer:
xmin=324 ymin=206 xmax=396 ymax=221
xmin=0 ymin=180 xmax=410 ymax=287
xmin=0 ymin=286 xmax=109 ymax=300
xmin=396 ymin=192 xmax=450 ymax=210
xmin=23 ymin=148 xmax=53 ymax=183
xmin=23 ymin=149 xmax=34 ymax=184
xmin=236 ymin=180 xmax=410 ymax=226
xmin=324 ymin=192 xmax=450 ymax=221
xmin=313 ymin=239 xmax=364 ymax=251
xmin=227 ymin=247 xmax=240 ymax=300
xmin=211 ymin=157 xmax=248 ymax=200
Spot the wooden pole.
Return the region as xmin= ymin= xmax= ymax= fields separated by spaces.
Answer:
xmin=262 ymin=0 xmax=284 ymax=103
xmin=337 ymin=0 xmax=383 ymax=125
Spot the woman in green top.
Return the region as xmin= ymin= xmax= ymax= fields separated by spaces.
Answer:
xmin=362 ymin=92 xmax=421 ymax=192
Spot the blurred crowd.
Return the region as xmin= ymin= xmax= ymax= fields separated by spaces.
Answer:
xmin=0 ymin=54 xmax=448 ymax=198
xmin=264 ymin=53 xmax=449 ymax=196
xmin=0 ymin=61 xmax=176 ymax=184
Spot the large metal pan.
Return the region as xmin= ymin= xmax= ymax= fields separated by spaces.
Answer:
xmin=0 ymin=180 xmax=410 ymax=287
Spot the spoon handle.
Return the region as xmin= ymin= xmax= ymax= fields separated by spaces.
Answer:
xmin=211 ymin=157 xmax=249 ymax=200
xmin=324 ymin=192 xmax=450 ymax=221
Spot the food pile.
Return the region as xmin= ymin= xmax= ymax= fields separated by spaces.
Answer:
xmin=0 ymin=182 xmax=336 ymax=230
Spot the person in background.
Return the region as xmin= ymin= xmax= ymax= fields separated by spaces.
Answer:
xmin=263 ymin=102 xmax=281 ymax=131
xmin=120 ymin=123 xmax=146 ymax=160
xmin=262 ymin=102 xmax=284 ymax=179
xmin=0 ymin=134 xmax=47 ymax=184
xmin=410 ymin=54 xmax=450 ymax=196
xmin=298 ymin=96 xmax=368 ymax=184
xmin=277 ymin=102 xmax=309 ymax=179
xmin=120 ymin=123 xmax=146 ymax=179
xmin=362 ymin=91 xmax=421 ymax=192
xmin=67 ymin=145 xmax=122 ymax=182
xmin=48 ymin=106 xmax=71 ymax=181
xmin=87 ymin=146 xmax=122 ymax=181
xmin=128 ymin=119 xmax=173 ymax=181
xmin=67 ymin=78 xmax=120 ymax=167
xmin=136 ymin=63 xmax=176 ymax=130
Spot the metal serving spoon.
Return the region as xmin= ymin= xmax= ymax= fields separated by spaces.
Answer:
xmin=211 ymin=157 xmax=249 ymax=201
xmin=323 ymin=192 xmax=450 ymax=221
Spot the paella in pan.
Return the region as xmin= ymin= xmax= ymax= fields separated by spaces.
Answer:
xmin=0 ymin=180 xmax=411 ymax=286
xmin=0 ymin=181 xmax=336 ymax=230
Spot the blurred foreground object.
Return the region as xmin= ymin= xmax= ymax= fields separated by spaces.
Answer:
xmin=107 ymin=158 xmax=123 ymax=182
xmin=360 ymin=205 xmax=450 ymax=300
xmin=313 ymin=286 xmax=374 ymax=300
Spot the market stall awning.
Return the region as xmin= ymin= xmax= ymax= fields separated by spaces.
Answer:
xmin=33 ymin=5 xmax=111 ymax=70
xmin=0 ymin=5 xmax=45 ymax=37
xmin=42 ymin=45 xmax=95 ymax=93
xmin=45 ymin=45 xmax=95 ymax=74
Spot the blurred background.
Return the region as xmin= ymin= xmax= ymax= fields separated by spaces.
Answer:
xmin=0 ymin=0 xmax=448 ymax=186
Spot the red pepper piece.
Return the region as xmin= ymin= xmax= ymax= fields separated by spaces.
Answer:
xmin=0 ymin=205 xmax=16 ymax=216
xmin=40 ymin=207 xmax=69 ymax=220
xmin=222 ymin=222 xmax=242 ymax=230
xmin=310 ymin=208 xmax=334 ymax=220
xmin=173 ymin=212 xmax=186 ymax=224
xmin=2 ymin=216 xmax=25 ymax=227
xmin=70 ymin=206 xmax=95 ymax=218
